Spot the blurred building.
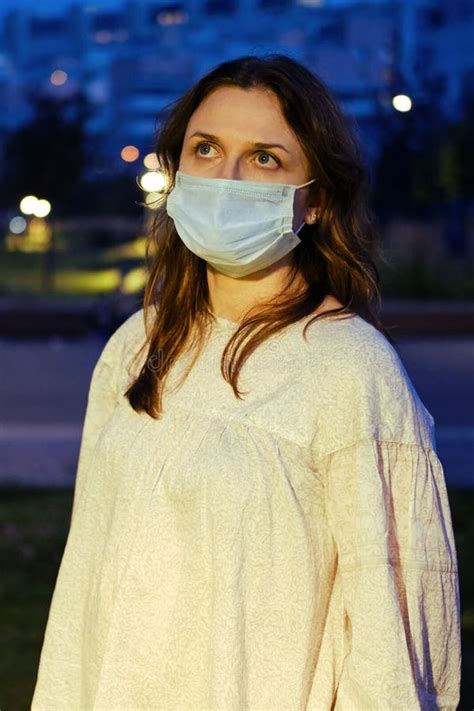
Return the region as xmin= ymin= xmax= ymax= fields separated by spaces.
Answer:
xmin=0 ymin=0 xmax=473 ymax=173
xmin=412 ymin=0 xmax=474 ymax=116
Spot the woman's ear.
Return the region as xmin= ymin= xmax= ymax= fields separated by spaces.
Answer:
xmin=304 ymin=206 xmax=320 ymax=224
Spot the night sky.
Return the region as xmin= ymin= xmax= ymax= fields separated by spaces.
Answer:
xmin=0 ymin=0 xmax=366 ymax=24
xmin=0 ymin=0 xmax=123 ymax=23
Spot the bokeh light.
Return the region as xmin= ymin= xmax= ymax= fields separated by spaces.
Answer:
xmin=121 ymin=267 xmax=147 ymax=293
xmin=144 ymin=191 xmax=164 ymax=208
xmin=392 ymin=94 xmax=412 ymax=112
xmin=121 ymin=145 xmax=140 ymax=162
xmin=9 ymin=216 xmax=27 ymax=234
xmin=33 ymin=199 xmax=51 ymax=218
xmin=50 ymin=70 xmax=68 ymax=86
xmin=139 ymin=171 xmax=166 ymax=192
xmin=19 ymin=195 xmax=38 ymax=214
xmin=143 ymin=153 xmax=160 ymax=170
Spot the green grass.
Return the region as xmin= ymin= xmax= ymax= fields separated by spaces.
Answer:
xmin=377 ymin=256 xmax=474 ymax=300
xmin=0 ymin=485 xmax=473 ymax=709
xmin=0 ymin=487 xmax=73 ymax=711
xmin=0 ymin=249 xmax=146 ymax=297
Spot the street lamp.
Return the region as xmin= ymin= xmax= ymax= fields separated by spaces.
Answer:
xmin=138 ymin=171 xmax=167 ymax=192
xmin=392 ymin=94 xmax=413 ymax=112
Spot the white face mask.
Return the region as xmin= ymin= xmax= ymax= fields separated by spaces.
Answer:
xmin=166 ymin=170 xmax=317 ymax=278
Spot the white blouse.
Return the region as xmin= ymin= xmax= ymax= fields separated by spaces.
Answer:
xmin=32 ymin=306 xmax=461 ymax=710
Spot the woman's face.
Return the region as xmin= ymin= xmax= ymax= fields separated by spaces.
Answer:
xmin=178 ymin=85 xmax=318 ymax=228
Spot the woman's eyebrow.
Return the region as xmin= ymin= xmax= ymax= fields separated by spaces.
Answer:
xmin=189 ymin=131 xmax=291 ymax=154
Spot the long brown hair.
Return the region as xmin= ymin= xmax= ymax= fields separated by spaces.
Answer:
xmin=126 ymin=53 xmax=395 ymax=419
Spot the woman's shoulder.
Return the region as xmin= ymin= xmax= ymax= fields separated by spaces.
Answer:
xmin=119 ymin=306 xmax=149 ymax=346
xmin=300 ymin=307 xmax=435 ymax=459
xmin=300 ymin=301 xmax=399 ymax=377
xmin=97 ymin=306 xmax=149 ymax=368
xmin=302 ymin=312 xmax=406 ymax=410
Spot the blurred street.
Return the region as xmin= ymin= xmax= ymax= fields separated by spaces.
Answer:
xmin=0 ymin=331 xmax=472 ymax=489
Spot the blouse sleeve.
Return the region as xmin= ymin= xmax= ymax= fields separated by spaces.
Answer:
xmin=31 ymin=312 xmax=143 ymax=707
xmin=68 ymin=352 xmax=119 ymax=527
xmin=68 ymin=306 xmax=146 ymax=525
xmin=323 ymin=437 xmax=461 ymax=710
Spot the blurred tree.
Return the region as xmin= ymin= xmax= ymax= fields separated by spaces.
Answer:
xmin=369 ymin=117 xmax=416 ymax=219
xmin=437 ymin=100 xmax=474 ymax=255
xmin=0 ymin=88 xmax=143 ymax=219
xmin=371 ymin=95 xmax=473 ymax=256
xmin=438 ymin=101 xmax=474 ymax=202
xmin=370 ymin=99 xmax=444 ymax=220
xmin=0 ymin=89 xmax=92 ymax=215
xmin=65 ymin=169 xmax=143 ymax=218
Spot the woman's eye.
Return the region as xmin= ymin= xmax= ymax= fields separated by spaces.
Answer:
xmin=256 ymin=152 xmax=279 ymax=167
xmin=194 ymin=141 xmax=279 ymax=168
xmin=196 ymin=141 xmax=215 ymax=156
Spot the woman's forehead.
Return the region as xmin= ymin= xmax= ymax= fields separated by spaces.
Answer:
xmin=185 ymin=87 xmax=300 ymax=149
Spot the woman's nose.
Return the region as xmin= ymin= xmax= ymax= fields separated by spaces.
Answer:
xmin=214 ymin=160 xmax=242 ymax=181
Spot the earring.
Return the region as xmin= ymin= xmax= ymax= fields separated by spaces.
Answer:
xmin=305 ymin=210 xmax=319 ymax=225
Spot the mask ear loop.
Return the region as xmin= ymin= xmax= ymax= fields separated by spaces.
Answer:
xmin=297 ymin=177 xmax=318 ymax=189
xmin=295 ymin=177 xmax=318 ymax=234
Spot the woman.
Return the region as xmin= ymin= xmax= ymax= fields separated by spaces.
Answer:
xmin=32 ymin=54 xmax=461 ymax=710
